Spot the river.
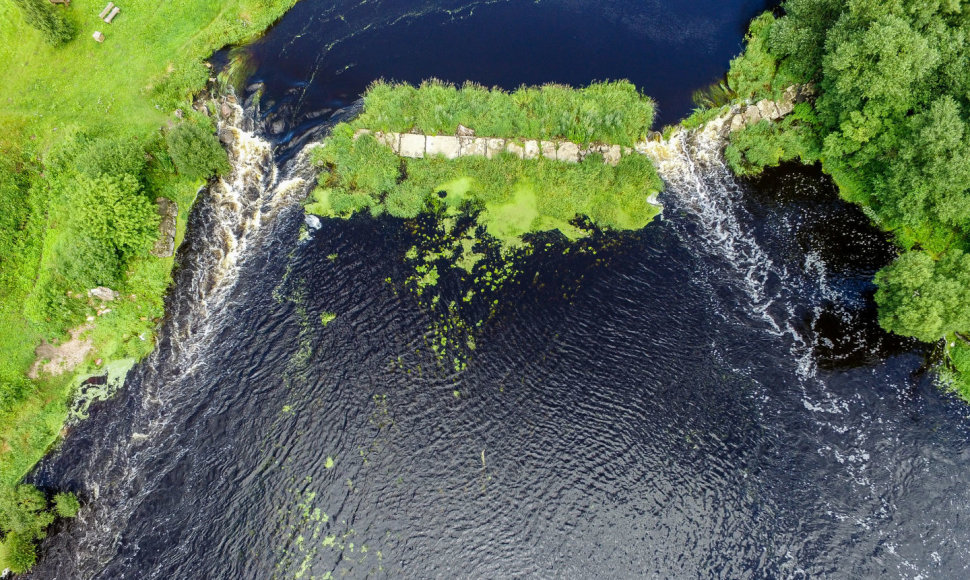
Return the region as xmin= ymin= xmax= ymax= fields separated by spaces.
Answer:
xmin=26 ymin=1 xmax=970 ymax=578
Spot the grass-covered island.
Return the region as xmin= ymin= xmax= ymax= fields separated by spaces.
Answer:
xmin=710 ymin=0 xmax=970 ymax=398
xmin=307 ymin=80 xmax=664 ymax=367
xmin=0 ymin=0 xmax=297 ymax=571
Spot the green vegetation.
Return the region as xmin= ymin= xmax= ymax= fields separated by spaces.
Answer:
xmin=725 ymin=0 xmax=970 ymax=396
xmin=354 ymin=79 xmax=656 ymax=147
xmin=308 ymin=81 xmax=663 ymax=368
xmin=0 ymin=0 xmax=299 ymax=568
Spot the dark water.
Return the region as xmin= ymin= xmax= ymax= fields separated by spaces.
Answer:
xmin=27 ymin=1 xmax=970 ymax=578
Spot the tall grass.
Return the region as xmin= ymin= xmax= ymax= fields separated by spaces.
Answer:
xmin=353 ymin=79 xmax=656 ymax=147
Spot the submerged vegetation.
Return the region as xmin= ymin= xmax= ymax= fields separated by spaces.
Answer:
xmin=307 ymin=81 xmax=663 ymax=366
xmin=0 ymin=0 xmax=299 ymax=569
xmin=724 ymin=0 xmax=970 ymax=397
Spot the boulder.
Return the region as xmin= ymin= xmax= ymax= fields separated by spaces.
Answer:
xmin=459 ymin=136 xmax=487 ymax=157
xmin=426 ymin=135 xmax=461 ymax=159
xmin=602 ymin=144 xmax=622 ymax=166
xmin=540 ymin=141 xmax=558 ymax=160
xmin=305 ymin=214 xmax=321 ymax=230
xmin=88 ymin=286 xmax=119 ymax=302
xmin=743 ymin=105 xmax=762 ymax=125
xmin=399 ymin=133 xmax=426 ymax=158
xmin=456 ymin=124 xmax=475 ymax=137
xmin=523 ymin=140 xmax=540 ymax=160
xmin=729 ymin=113 xmax=746 ymax=133
xmin=557 ymin=141 xmax=581 ymax=163
xmin=505 ymin=140 xmax=525 ymax=158
xmin=151 ymin=197 xmax=178 ymax=258
xmin=218 ymin=127 xmax=235 ymax=146
xmin=486 ymin=138 xmax=506 ymax=159
xmin=756 ymin=99 xmax=781 ymax=120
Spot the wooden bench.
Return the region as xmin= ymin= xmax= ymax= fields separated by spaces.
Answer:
xmin=104 ymin=6 xmax=120 ymax=23
xmin=49 ymin=0 xmax=71 ymax=6
xmin=99 ymin=2 xmax=114 ymax=19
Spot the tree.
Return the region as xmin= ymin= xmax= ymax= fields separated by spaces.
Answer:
xmin=165 ymin=121 xmax=230 ymax=180
xmin=11 ymin=0 xmax=76 ymax=45
xmin=72 ymin=173 xmax=159 ymax=261
xmin=875 ymin=250 xmax=970 ymax=342
xmin=53 ymin=492 xmax=80 ymax=518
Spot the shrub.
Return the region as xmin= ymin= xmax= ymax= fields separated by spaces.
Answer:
xmin=11 ymin=0 xmax=76 ymax=45
xmin=165 ymin=121 xmax=230 ymax=180
xmin=0 ymin=532 xmax=37 ymax=574
xmin=73 ymin=173 xmax=160 ymax=261
xmin=53 ymin=492 xmax=80 ymax=518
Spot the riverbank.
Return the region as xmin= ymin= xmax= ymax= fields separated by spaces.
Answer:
xmin=0 ymin=0 xmax=299 ymax=571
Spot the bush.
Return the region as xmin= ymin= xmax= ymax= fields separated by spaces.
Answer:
xmin=73 ymin=173 xmax=160 ymax=261
xmin=165 ymin=121 xmax=230 ymax=180
xmin=12 ymin=0 xmax=76 ymax=45
xmin=53 ymin=492 xmax=80 ymax=518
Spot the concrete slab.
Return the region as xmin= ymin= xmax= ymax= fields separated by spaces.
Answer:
xmin=523 ymin=140 xmax=540 ymax=160
xmin=602 ymin=144 xmax=622 ymax=166
xmin=505 ymin=140 xmax=525 ymax=158
xmin=426 ymin=135 xmax=461 ymax=159
xmin=399 ymin=133 xmax=426 ymax=158
xmin=459 ymin=136 xmax=487 ymax=157
xmin=557 ymin=141 xmax=580 ymax=163
xmin=486 ymin=138 xmax=506 ymax=159
xmin=540 ymin=141 xmax=558 ymax=160
xmin=376 ymin=131 xmax=400 ymax=152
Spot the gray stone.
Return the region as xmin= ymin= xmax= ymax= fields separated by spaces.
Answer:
xmin=305 ymin=214 xmax=321 ymax=230
xmin=743 ymin=105 xmax=763 ymax=125
xmin=399 ymin=133 xmax=426 ymax=158
xmin=459 ymin=136 xmax=487 ymax=157
xmin=756 ymin=99 xmax=781 ymax=120
xmin=486 ymin=138 xmax=506 ymax=159
xmin=602 ymin=144 xmax=622 ymax=166
xmin=540 ymin=141 xmax=558 ymax=160
xmin=729 ymin=113 xmax=746 ymax=133
xmin=556 ymin=141 xmax=580 ymax=163
xmin=426 ymin=135 xmax=461 ymax=159
xmin=523 ymin=140 xmax=540 ymax=160
xmin=456 ymin=124 xmax=476 ymax=137
xmin=151 ymin=197 xmax=178 ymax=258
xmin=218 ymin=127 xmax=235 ymax=146
xmin=270 ymin=120 xmax=286 ymax=135
xmin=88 ymin=286 xmax=119 ymax=302
xmin=505 ymin=140 xmax=525 ymax=158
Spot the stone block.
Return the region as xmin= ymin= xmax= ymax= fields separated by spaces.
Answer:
xmin=486 ymin=138 xmax=506 ymax=159
xmin=729 ymin=114 xmax=745 ymax=133
xmin=376 ymin=131 xmax=400 ymax=152
xmin=757 ymin=99 xmax=781 ymax=121
xmin=426 ymin=135 xmax=461 ymax=159
xmin=743 ymin=105 xmax=762 ymax=125
xmin=557 ymin=141 xmax=580 ymax=163
xmin=540 ymin=141 xmax=558 ymax=160
xmin=523 ymin=140 xmax=540 ymax=160
xmin=602 ymin=144 xmax=622 ymax=166
xmin=459 ymin=136 xmax=487 ymax=157
xmin=505 ymin=140 xmax=525 ymax=158
xmin=399 ymin=133 xmax=426 ymax=158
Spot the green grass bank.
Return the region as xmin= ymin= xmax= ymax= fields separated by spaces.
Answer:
xmin=0 ymin=0 xmax=298 ymax=571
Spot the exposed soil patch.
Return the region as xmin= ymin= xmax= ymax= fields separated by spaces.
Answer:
xmin=29 ymin=324 xmax=94 ymax=379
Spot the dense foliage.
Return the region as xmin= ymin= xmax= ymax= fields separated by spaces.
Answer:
xmin=354 ymin=80 xmax=656 ymax=147
xmin=725 ymin=0 xmax=970 ymax=393
xmin=0 ymin=485 xmax=78 ymax=573
xmin=11 ymin=0 xmax=75 ymax=45
xmin=310 ymin=121 xmax=663 ymax=246
xmin=165 ymin=121 xmax=231 ymax=180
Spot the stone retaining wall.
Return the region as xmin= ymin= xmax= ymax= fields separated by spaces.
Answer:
xmin=355 ymin=129 xmax=634 ymax=166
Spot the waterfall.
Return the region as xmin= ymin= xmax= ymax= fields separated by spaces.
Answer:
xmin=640 ymin=111 xmax=823 ymax=383
xmin=39 ymin=95 xmax=322 ymax=577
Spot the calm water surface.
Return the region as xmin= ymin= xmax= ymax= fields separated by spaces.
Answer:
xmin=27 ymin=1 xmax=970 ymax=578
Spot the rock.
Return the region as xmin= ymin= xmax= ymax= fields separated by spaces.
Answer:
xmin=270 ymin=120 xmax=286 ymax=135
xmin=557 ymin=141 xmax=581 ymax=163
xmin=540 ymin=141 xmax=558 ymax=160
xmin=602 ymin=144 xmax=622 ymax=166
xmin=399 ymin=133 xmax=426 ymax=158
xmin=505 ymin=140 xmax=525 ymax=158
xmin=486 ymin=138 xmax=506 ymax=159
xmin=426 ymin=135 xmax=461 ymax=159
xmin=456 ymin=124 xmax=475 ymax=137
xmin=743 ymin=105 xmax=763 ymax=125
xmin=778 ymin=86 xmax=798 ymax=116
xmin=218 ymin=127 xmax=235 ymax=146
xmin=459 ymin=136 xmax=487 ymax=157
xmin=174 ymin=109 xmax=184 ymax=119
xmin=220 ymin=102 xmax=233 ymax=118
xmin=523 ymin=140 xmax=540 ymax=160
xmin=151 ymin=197 xmax=178 ymax=258
xmin=729 ymin=113 xmax=746 ymax=133
xmin=756 ymin=99 xmax=781 ymax=121
xmin=305 ymin=214 xmax=321 ymax=230
xmin=88 ymin=287 xmax=119 ymax=302
xmin=246 ymin=82 xmax=264 ymax=94
xmin=795 ymin=83 xmax=816 ymax=103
